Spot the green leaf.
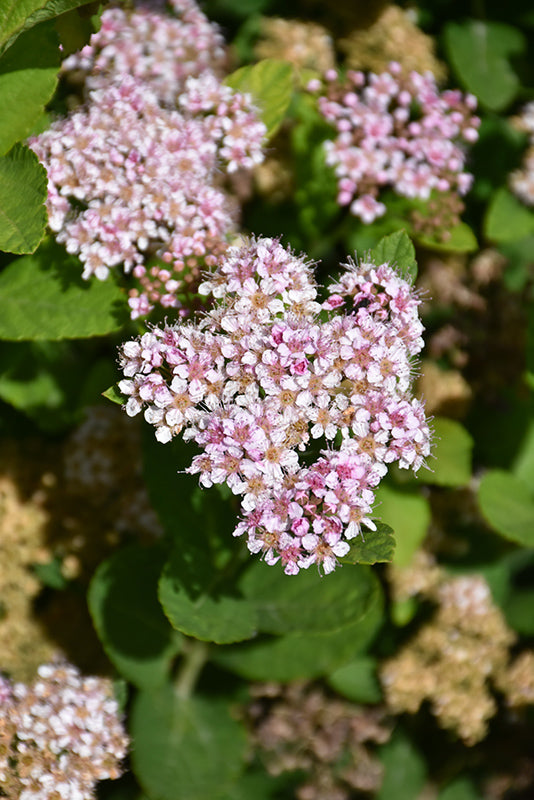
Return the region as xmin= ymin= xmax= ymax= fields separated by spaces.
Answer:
xmin=0 ymin=21 xmax=59 ymax=155
xmin=438 ymin=778 xmax=479 ymax=800
xmin=0 ymin=240 xmax=129 ymax=338
xmin=368 ymin=230 xmax=417 ymax=282
xmin=420 ymin=417 xmax=473 ymax=487
xmin=484 ymin=188 xmax=534 ymax=243
xmin=327 ymin=656 xmax=382 ymax=703
xmin=241 ymin=561 xmax=379 ymax=635
xmin=0 ymin=340 xmax=85 ymax=430
xmin=373 ymin=486 xmax=430 ymax=567
xmin=504 ymin=588 xmax=534 ymax=635
xmin=88 ymin=545 xmax=182 ymax=689
xmin=102 ymin=383 xmax=126 ymax=406
xmin=478 ymin=469 xmax=534 ymax=547
xmin=131 ymin=685 xmax=247 ymax=800
xmin=0 ymin=142 xmax=47 ymax=253
xmin=376 ymin=731 xmax=426 ymax=800
xmin=415 ymin=221 xmax=478 ymax=253
xmin=158 ymin=538 xmax=258 ymax=645
xmin=224 ymin=59 xmax=293 ymax=137
xmin=444 ymin=20 xmax=525 ymax=111
xmin=341 ymin=520 xmax=395 ymax=565
xmin=0 ymin=0 xmax=96 ymax=54
xmin=213 ymin=572 xmax=383 ymax=681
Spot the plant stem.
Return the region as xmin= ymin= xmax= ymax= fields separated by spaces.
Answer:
xmin=174 ymin=639 xmax=209 ymax=699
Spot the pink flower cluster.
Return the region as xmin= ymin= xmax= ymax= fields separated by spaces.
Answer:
xmin=30 ymin=74 xmax=266 ymax=318
xmin=310 ymin=64 xmax=480 ymax=223
xmin=118 ymin=238 xmax=430 ymax=575
xmin=0 ymin=663 xmax=128 ymax=800
xmin=62 ymin=0 xmax=228 ymax=107
xmin=510 ymin=102 xmax=534 ymax=206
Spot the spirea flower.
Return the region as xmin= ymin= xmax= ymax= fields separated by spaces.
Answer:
xmin=30 ymin=75 xmax=266 ymax=318
xmin=510 ymin=102 xmax=534 ymax=206
xmin=61 ymin=0 xmax=228 ymax=106
xmin=118 ymin=237 xmax=430 ymax=574
xmin=311 ymin=64 xmax=480 ymax=225
xmin=0 ymin=662 xmax=128 ymax=800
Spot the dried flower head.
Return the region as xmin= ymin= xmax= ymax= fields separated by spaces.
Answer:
xmin=0 ymin=662 xmax=128 ymax=800
xmin=255 ymin=17 xmax=335 ymax=74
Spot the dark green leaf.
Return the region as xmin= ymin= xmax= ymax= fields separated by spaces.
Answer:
xmin=438 ymin=778 xmax=479 ymax=800
xmin=478 ymin=469 xmax=534 ymax=547
xmin=159 ymin=538 xmax=258 ymax=645
xmin=504 ymin=588 xmax=534 ymax=635
xmin=225 ymin=59 xmax=293 ymax=137
xmin=376 ymin=731 xmax=426 ymax=800
xmin=88 ymin=544 xmax=182 ymax=689
xmin=0 ymin=240 xmax=129 ymax=338
xmin=420 ymin=417 xmax=473 ymax=487
xmin=0 ymin=21 xmax=59 ymax=155
xmin=368 ymin=230 xmax=417 ymax=282
xmin=0 ymin=142 xmax=47 ymax=253
xmin=341 ymin=521 xmax=395 ymax=565
xmin=241 ymin=561 xmax=380 ymax=635
xmin=484 ymin=188 xmax=534 ymax=243
xmin=131 ymin=685 xmax=247 ymax=800
xmin=0 ymin=0 xmax=97 ymax=54
xmin=444 ymin=20 xmax=525 ymax=111
xmin=373 ymin=486 xmax=430 ymax=567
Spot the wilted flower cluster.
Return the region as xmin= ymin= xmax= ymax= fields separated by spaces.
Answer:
xmin=510 ymin=102 xmax=534 ymax=205
xmin=0 ymin=662 xmax=128 ymax=800
xmin=310 ymin=64 xmax=479 ymax=223
xmin=119 ymin=237 xmax=430 ymax=574
xmin=31 ymin=72 xmax=266 ymax=318
xmin=246 ymin=682 xmax=390 ymax=800
xmin=254 ymin=17 xmax=335 ymax=74
xmin=381 ymin=557 xmax=534 ymax=744
xmin=61 ymin=0 xmax=228 ymax=106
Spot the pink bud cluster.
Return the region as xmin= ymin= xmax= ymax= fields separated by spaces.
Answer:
xmin=118 ymin=238 xmax=430 ymax=575
xmin=0 ymin=663 xmax=128 ymax=800
xmin=310 ymin=64 xmax=480 ymax=223
xmin=30 ymin=74 xmax=266 ymax=318
xmin=61 ymin=0 xmax=228 ymax=107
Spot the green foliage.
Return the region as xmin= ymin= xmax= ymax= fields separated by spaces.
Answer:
xmin=341 ymin=521 xmax=396 ymax=565
xmin=376 ymin=730 xmax=426 ymax=800
xmin=438 ymin=778 xmax=479 ymax=800
xmin=326 ymin=656 xmax=382 ymax=703
xmin=131 ymin=685 xmax=247 ymax=800
xmin=224 ymin=59 xmax=293 ymax=137
xmin=0 ymin=0 xmax=96 ymax=54
xmin=444 ymin=20 xmax=525 ymax=110
xmin=420 ymin=417 xmax=473 ymax=487
xmin=88 ymin=545 xmax=183 ymax=689
xmin=0 ymin=21 xmax=59 ymax=155
xmin=368 ymin=230 xmax=418 ymax=282
xmin=415 ymin=221 xmax=478 ymax=253
xmin=478 ymin=469 xmax=534 ymax=547
xmin=484 ymin=188 xmax=534 ymax=243
xmin=0 ymin=142 xmax=47 ymax=253
xmin=0 ymin=240 xmax=129 ymax=339
xmin=373 ymin=485 xmax=430 ymax=567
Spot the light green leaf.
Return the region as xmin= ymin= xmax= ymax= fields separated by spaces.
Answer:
xmin=374 ymin=486 xmax=430 ymax=567
xmin=0 ymin=240 xmax=129 ymax=338
xmin=368 ymin=230 xmax=417 ymax=282
xmin=484 ymin=188 xmax=534 ymax=243
xmin=131 ymin=686 xmax=247 ymax=800
xmin=478 ymin=469 xmax=534 ymax=547
xmin=0 ymin=0 xmax=95 ymax=54
xmin=327 ymin=656 xmax=382 ymax=703
xmin=341 ymin=521 xmax=395 ymax=565
xmin=420 ymin=417 xmax=473 ymax=487
xmin=88 ymin=545 xmax=183 ymax=689
xmin=102 ymin=383 xmax=126 ymax=406
xmin=415 ymin=221 xmax=478 ymax=253
xmin=444 ymin=20 xmax=525 ymax=111
xmin=224 ymin=59 xmax=293 ymax=137
xmin=241 ymin=561 xmax=379 ymax=635
xmin=0 ymin=21 xmax=59 ymax=155
xmin=0 ymin=142 xmax=47 ymax=253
